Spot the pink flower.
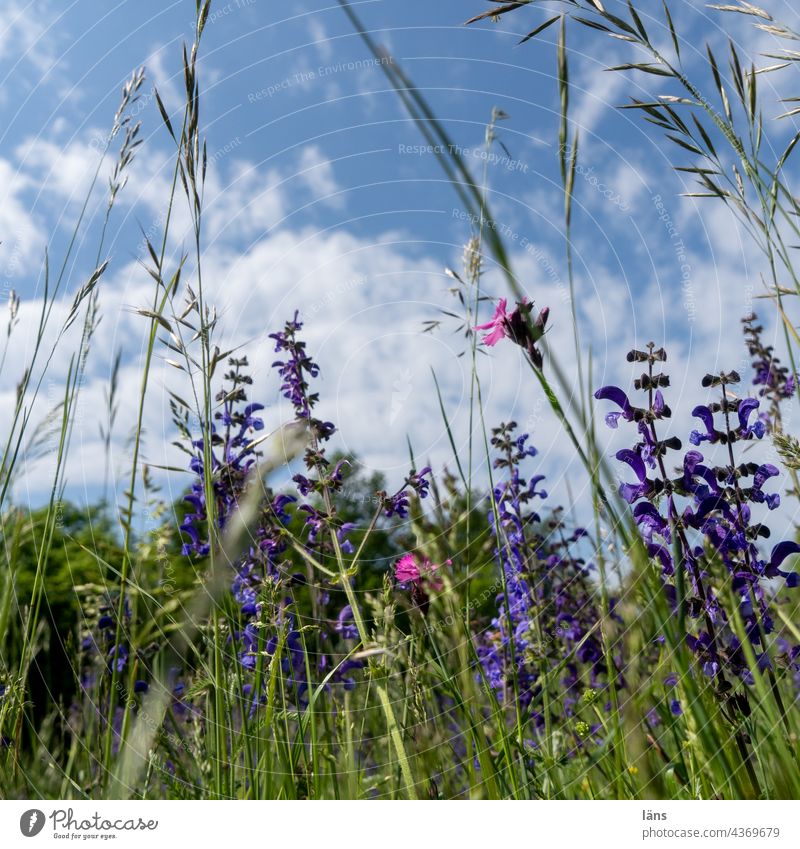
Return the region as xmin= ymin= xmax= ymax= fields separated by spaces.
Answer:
xmin=394 ymin=553 xmax=452 ymax=588
xmin=473 ymin=298 xmax=511 ymax=346
xmin=424 ymin=560 xmax=447 ymax=592
xmin=395 ymin=553 xmax=420 ymax=583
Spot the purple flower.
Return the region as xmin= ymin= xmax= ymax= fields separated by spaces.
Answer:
xmin=615 ymin=448 xmax=651 ymax=504
xmin=750 ymin=464 xmax=780 ymax=510
xmin=383 ymin=467 xmax=432 ymax=517
xmin=594 ymin=385 xmax=633 ymax=429
xmin=596 ymin=346 xmax=800 ymax=690
xmin=337 ymin=522 xmax=356 ymax=554
xmin=690 ymin=404 xmax=717 ymax=446
xmin=742 ymin=313 xmax=795 ymax=431
xmin=477 ymin=421 xmax=610 ymax=729
xmin=767 ymin=541 xmax=800 ymax=586
xmin=335 ymin=605 xmax=359 ymax=641
xmin=269 ymin=311 xmax=328 ymax=427
xmin=737 ymin=398 xmax=765 ymax=440
xmin=108 ymin=645 xmax=128 ymax=673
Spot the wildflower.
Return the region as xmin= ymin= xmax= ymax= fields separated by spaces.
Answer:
xmin=394 ymin=552 xmax=449 ymax=588
xmin=108 ymin=645 xmax=128 ymax=673
xmin=594 ymin=385 xmax=634 ymax=429
xmin=474 ymin=298 xmax=511 ymax=346
xmin=595 ymin=344 xmax=800 ymax=696
xmin=394 ymin=552 xmax=450 ymax=616
xmin=476 ymin=421 xmax=610 ymax=728
xmin=575 ymin=720 xmax=590 ymax=738
xmin=337 ymin=522 xmax=356 ymax=554
xmin=381 ymin=466 xmax=432 ymax=518
xmin=742 ymin=313 xmax=795 ymax=431
xmin=179 ymin=357 xmax=265 ymax=557
xmin=474 ymin=298 xmax=549 ymax=367
xmin=270 ymin=310 xmax=328 ymax=429
xmin=335 ymin=605 xmax=359 ymax=641
xmin=332 ymin=658 xmax=363 ymax=691
xmin=689 ymin=404 xmax=719 ymax=446
xmin=395 ymin=553 xmax=420 ymax=584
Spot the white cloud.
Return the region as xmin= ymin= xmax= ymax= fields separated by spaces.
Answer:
xmin=0 ymin=158 xmax=45 ymax=281
xmin=143 ymin=43 xmax=183 ymax=115
xmin=4 ymin=1 xmax=800 ymax=542
xmin=14 ymin=132 xmax=106 ymax=207
xmin=307 ymin=18 xmax=335 ymax=64
xmin=0 ymin=1 xmax=61 ymax=76
xmin=295 ymin=145 xmax=342 ymax=205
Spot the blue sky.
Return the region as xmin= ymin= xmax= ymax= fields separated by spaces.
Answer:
xmin=2 ymin=0 xmax=800 ymax=524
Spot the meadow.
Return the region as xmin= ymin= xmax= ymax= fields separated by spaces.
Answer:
xmin=1 ymin=0 xmax=800 ymax=800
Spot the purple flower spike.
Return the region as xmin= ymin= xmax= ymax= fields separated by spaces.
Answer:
xmin=596 ymin=343 xmax=800 ymax=688
xmin=743 ymin=314 xmax=795 ymax=431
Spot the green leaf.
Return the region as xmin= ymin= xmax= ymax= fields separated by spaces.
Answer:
xmin=517 ymin=14 xmax=560 ymax=45
xmin=154 ymin=89 xmax=175 ymax=141
xmin=464 ymin=2 xmax=527 ymax=26
xmin=663 ymin=1 xmax=681 ymax=60
xmin=607 ymin=63 xmax=675 ymax=77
